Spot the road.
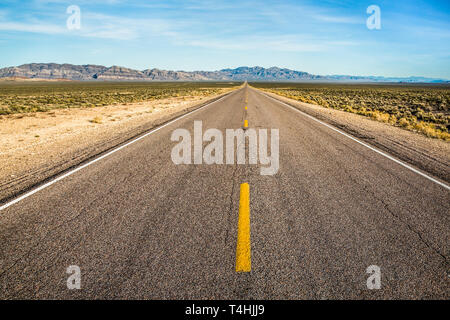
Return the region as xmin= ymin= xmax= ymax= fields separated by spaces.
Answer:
xmin=0 ymin=85 xmax=448 ymax=299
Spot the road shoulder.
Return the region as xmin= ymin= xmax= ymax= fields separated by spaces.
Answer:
xmin=0 ymin=89 xmax=236 ymax=202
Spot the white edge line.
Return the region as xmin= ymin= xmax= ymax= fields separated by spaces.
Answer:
xmin=0 ymin=91 xmax=236 ymax=211
xmin=263 ymin=91 xmax=450 ymax=191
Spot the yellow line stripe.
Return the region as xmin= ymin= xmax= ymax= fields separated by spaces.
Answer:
xmin=236 ymin=183 xmax=251 ymax=272
xmin=245 ymin=106 xmax=248 ymax=110
xmin=244 ymin=120 xmax=248 ymax=128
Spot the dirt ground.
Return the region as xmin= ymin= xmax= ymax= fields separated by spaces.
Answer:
xmin=0 ymin=89 xmax=233 ymax=200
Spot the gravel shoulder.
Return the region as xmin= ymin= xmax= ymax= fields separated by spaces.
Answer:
xmin=259 ymin=88 xmax=450 ymax=184
xmin=0 ymin=88 xmax=235 ymax=201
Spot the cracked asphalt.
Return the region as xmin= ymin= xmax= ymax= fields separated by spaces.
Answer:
xmin=0 ymin=85 xmax=449 ymax=299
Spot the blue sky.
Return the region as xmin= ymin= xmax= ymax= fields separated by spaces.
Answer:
xmin=0 ymin=0 xmax=449 ymax=78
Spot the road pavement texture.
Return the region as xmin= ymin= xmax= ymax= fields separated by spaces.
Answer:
xmin=0 ymin=85 xmax=448 ymax=299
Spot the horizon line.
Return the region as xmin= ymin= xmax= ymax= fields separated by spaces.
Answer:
xmin=1 ymin=62 xmax=449 ymax=81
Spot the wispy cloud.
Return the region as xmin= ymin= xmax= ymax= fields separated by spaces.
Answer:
xmin=0 ymin=0 xmax=364 ymax=42
xmin=0 ymin=7 xmax=361 ymax=52
xmin=0 ymin=10 xmax=181 ymax=40
xmin=312 ymin=14 xmax=362 ymax=24
xmin=0 ymin=21 xmax=66 ymax=34
xmin=81 ymin=12 xmax=181 ymax=40
xmin=180 ymin=34 xmax=358 ymax=52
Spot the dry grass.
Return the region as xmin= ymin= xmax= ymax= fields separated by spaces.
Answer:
xmin=90 ymin=116 xmax=103 ymax=124
xmin=0 ymin=81 xmax=241 ymax=115
xmin=252 ymin=83 xmax=450 ymax=141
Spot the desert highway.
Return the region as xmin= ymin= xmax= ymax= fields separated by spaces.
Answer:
xmin=0 ymin=85 xmax=449 ymax=299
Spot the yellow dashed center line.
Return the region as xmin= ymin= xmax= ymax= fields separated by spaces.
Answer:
xmin=236 ymin=183 xmax=251 ymax=272
xmin=236 ymin=91 xmax=251 ymax=273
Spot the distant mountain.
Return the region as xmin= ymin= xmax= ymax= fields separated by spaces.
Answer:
xmin=0 ymin=63 xmax=108 ymax=81
xmin=218 ymin=66 xmax=325 ymax=81
xmin=0 ymin=63 xmax=448 ymax=83
xmin=325 ymin=74 xmax=450 ymax=83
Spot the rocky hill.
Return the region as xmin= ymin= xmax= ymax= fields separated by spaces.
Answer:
xmin=0 ymin=63 xmax=329 ymax=81
xmin=219 ymin=66 xmax=325 ymax=81
xmin=0 ymin=63 xmax=447 ymax=83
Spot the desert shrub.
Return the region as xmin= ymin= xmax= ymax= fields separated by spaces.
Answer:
xmin=90 ymin=116 xmax=103 ymax=124
xmin=0 ymin=82 xmax=240 ymax=115
xmin=255 ymin=83 xmax=450 ymax=141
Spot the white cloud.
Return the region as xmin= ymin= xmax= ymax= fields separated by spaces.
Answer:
xmin=180 ymin=34 xmax=358 ymax=52
xmin=0 ymin=2 xmax=363 ymax=51
xmin=0 ymin=10 xmax=180 ymax=40
xmin=312 ymin=14 xmax=362 ymax=24
xmin=0 ymin=21 xmax=66 ymax=34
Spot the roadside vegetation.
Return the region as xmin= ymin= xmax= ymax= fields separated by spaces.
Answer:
xmin=0 ymin=81 xmax=240 ymax=115
xmin=252 ymin=82 xmax=450 ymax=141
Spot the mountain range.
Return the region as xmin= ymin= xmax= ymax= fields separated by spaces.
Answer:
xmin=0 ymin=63 xmax=448 ymax=83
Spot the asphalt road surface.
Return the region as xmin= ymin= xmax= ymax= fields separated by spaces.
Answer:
xmin=0 ymin=85 xmax=448 ymax=299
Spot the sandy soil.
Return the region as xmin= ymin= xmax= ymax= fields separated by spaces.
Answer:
xmin=260 ymin=89 xmax=450 ymax=183
xmin=0 ymin=89 xmax=233 ymax=200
